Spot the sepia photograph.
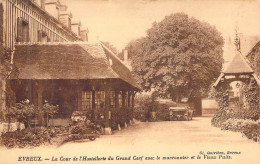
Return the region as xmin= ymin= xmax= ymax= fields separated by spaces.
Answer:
xmin=0 ymin=0 xmax=259 ymax=163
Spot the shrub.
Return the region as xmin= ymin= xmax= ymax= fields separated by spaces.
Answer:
xmin=1 ymin=127 xmax=51 ymax=148
xmin=220 ymin=119 xmax=260 ymax=142
xmin=10 ymin=100 xmax=37 ymax=129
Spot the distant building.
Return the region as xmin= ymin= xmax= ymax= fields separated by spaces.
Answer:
xmin=0 ymin=0 xmax=88 ymax=116
xmin=247 ymin=41 xmax=260 ymax=78
xmin=0 ymin=0 xmax=89 ymax=49
xmin=202 ymin=99 xmax=218 ymax=117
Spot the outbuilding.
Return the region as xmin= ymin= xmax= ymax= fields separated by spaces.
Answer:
xmin=8 ymin=42 xmax=141 ymax=134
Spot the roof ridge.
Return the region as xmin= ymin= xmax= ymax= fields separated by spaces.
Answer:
xmin=99 ymin=41 xmax=131 ymax=71
xmin=79 ymin=43 xmax=120 ymax=78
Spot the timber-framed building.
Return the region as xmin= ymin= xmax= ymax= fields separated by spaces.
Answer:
xmin=0 ymin=0 xmax=140 ymax=133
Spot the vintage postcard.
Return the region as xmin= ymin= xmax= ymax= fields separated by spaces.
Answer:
xmin=0 ymin=0 xmax=259 ymax=164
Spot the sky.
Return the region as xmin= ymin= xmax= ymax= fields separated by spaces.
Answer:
xmin=62 ymin=0 xmax=260 ymax=61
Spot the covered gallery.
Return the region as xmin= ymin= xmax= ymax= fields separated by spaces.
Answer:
xmin=9 ymin=42 xmax=141 ymax=133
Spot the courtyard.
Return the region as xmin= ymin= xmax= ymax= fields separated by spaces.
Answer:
xmin=0 ymin=117 xmax=259 ymax=164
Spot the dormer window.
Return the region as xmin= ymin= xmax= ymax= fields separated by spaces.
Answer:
xmin=45 ymin=0 xmax=60 ymax=20
xmin=32 ymin=0 xmax=45 ymax=9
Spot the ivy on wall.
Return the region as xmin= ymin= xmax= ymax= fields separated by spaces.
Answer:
xmin=243 ymin=79 xmax=260 ymax=120
xmin=211 ymin=82 xmax=230 ymax=127
xmin=212 ymin=79 xmax=260 ymax=127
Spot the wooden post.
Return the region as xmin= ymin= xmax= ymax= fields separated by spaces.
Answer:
xmin=92 ymin=90 xmax=96 ymax=119
xmin=132 ymin=91 xmax=135 ymax=108
xmin=128 ymin=91 xmax=131 ymax=108
xmin=104 ymin=87 xmax=112 ymax=135
xmin=77 ymin=87 xmax=82 ymax=111
xmin=131 ymin=91 xmax=135 ymax=120
xmin=122 ymin=91 xmax=126 ymax=107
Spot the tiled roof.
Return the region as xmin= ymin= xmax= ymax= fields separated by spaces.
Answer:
xmin=11 ymin=43 xmax=140 ymax=90
xmin=101 ymin=43 xmax=141 ymax=90
xmin=223 ymin=52 xmax=253 ymax=74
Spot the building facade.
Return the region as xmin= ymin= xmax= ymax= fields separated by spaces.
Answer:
xmin=0 ymin=0 xmax=87 ymax=118
xmin=0 ymin=0 xmax=140 ymax=134
xmin=247 ymin=41 xmax=260 ymax=78
xmin=0 ymin=0 xmax=87 ymax=49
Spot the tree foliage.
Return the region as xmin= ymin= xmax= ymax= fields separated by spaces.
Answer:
xmin=127 ymin=13 xmax=224 ymax=101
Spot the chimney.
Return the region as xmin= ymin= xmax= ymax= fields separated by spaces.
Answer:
xmin=80 ymin=29 xmax=89 ymax=41
xmin=32 ymin=0 xmax=45 ymax=9
xmin=124 ymin=50 xmax=128 ymax=62
xmin=58 ymin=3 xmax=72 ymax=29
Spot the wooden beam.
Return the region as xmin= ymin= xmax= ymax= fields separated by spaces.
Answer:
xmin=132 ymin=92 xmax=135 ymax=108
xmin=252 ymin=73 xmax=260 ymax=86
xmin=213 ymin=73 xmax=224 ymax=88
xmin=128 ymin=91 xmax=131 ymax=108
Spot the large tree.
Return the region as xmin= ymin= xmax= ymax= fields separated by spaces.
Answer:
xmin=127 ymin=13 xmax=224 ymax=102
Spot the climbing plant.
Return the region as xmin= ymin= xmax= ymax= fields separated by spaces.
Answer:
xmin=212 ymin=78 xmax=260 ymax=127
xmin=211 ymin=82 xmax=230 ymax=127
xmin=243 ymin=79 xmax=260 ymax=120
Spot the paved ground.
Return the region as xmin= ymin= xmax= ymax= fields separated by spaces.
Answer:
xmin=1 ymin=117 xmax=259 ymax=164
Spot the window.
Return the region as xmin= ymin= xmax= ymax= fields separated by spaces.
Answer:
xmin=38 ymin=31 xmax=48 ymax=43
xmin=17 ymin=18 xmax=29 ymax=42
xmin=110 ymin=91 xmax=115 ymax=108
xmin=95 ymin=91 xmax=105 ymax=109
xmin=82 ymin=91 xmax=92 ymax=110
xmin=118 ymin=92 xmax=122 ymax=108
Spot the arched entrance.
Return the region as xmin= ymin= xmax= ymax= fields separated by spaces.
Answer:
xmin=212 ymin=51 xmax=260 ymax=125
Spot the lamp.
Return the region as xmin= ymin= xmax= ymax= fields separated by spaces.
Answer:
xmin=236 ymin=81 xmax=240 ymax=88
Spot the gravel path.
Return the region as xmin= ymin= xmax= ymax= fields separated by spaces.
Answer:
xmin=0 ymin=117 xmax=259 ymax=164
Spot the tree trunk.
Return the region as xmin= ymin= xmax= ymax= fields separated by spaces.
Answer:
xmin=8 ymin=117 xmax=11 ymax=132
xmin=27 ymin=120 xmax=30 ymax=129
xmin=46 ymin=114 xmax=49 ymax=127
